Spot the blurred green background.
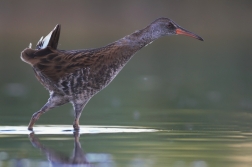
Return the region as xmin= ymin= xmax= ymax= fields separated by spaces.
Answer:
xmin=0 ymin=0 xmax=251 ymax=126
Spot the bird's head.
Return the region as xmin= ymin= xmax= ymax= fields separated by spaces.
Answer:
xmin=150 ymin=18 xmax=203 ymax=41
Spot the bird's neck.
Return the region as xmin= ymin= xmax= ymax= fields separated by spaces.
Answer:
xmin=100 ymin=26 xmax=162 ymax=72
xmin=88 ymin=26 xmax=163 ymax=89
xmin=116 ymin=25 xmax=160 ymax=53
xmin=98 ymin=26 xmax=162 ymax=78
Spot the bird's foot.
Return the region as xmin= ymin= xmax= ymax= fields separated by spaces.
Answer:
xmin=28 ymin=127 xmax=33 ymax=131
xmin=73 ymin=124 xmax=80 ymax=131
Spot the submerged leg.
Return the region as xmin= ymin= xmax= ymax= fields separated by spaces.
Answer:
xmin=28 ymin=93 xmax=68 ymax=130
xmin=72 ymin=100 xmax=89 ymax=131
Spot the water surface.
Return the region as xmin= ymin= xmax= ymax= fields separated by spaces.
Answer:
xmin=0 ymin=109 xmax=251 ymax=167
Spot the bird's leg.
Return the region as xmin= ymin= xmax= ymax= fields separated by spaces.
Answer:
xmin=28 ymin=93 xmax=68 ymax=131
xmin=28 ymin=103 xmax=50 ymax=130
xmin=72 ymin=101 xmax=88 ymax=131
xmin=72 ymin=104 xmax=84 ymax=131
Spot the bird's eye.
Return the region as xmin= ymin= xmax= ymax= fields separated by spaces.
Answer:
xmin=167 ymin=23 xmax=174 ymax=28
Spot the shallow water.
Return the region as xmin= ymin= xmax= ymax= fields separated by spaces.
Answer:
xmin=0 ymin=110 xmax=251 ymax=167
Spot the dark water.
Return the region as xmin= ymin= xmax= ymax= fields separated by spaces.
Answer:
xmin=0 ymin=109 xmax=251 ymax=167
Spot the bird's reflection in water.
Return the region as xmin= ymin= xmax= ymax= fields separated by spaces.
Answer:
xmin=29 ymin=132 xmax=111 ymax=167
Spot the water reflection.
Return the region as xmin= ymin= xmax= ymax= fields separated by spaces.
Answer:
xmin=0 ymin=125 xmax=159 ymax=167
xmin=0 ymin=110 xmax=252 ymax=167
xmin=0 ymin=125 xmax=159 ymax=135
xmin=29 ymin=132 xmax=104 ymax=167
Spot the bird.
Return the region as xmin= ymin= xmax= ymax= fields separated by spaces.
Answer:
xmin=21 ymin=17 xmax=203 ymax=131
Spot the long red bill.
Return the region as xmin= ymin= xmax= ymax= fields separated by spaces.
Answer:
xmin=176 ymin=27 xmax=204 ymax=41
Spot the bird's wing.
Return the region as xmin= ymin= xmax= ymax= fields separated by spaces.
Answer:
xmin=20 ymin=24 xmax=96 ymax=82
xmin=21 ymin=24 xmax=114 ymax=83
xmin=23 ymin=47 xmax=98 ymax=82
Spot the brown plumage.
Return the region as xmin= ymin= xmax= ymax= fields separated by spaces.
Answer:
xmin=21 ymin=18 xmax=203 ymax=131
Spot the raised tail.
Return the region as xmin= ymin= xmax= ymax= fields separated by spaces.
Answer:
xmin=21 ymin=24 xmax=61 ymax=66
xmin=36 ymin=24 xmax=61 ymax=50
